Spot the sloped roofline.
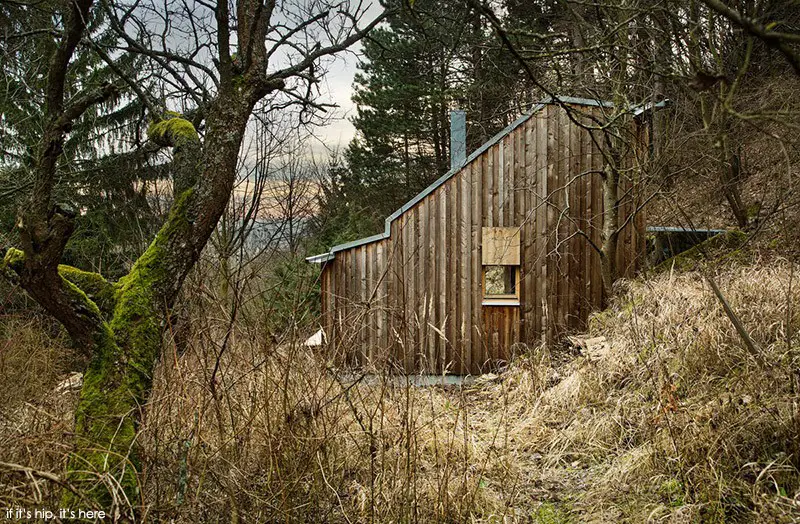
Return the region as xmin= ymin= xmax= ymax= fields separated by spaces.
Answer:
xmin=306 ymin=95 xmax=669 ymax=264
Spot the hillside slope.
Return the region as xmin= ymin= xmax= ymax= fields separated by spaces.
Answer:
xmin=1 ymin=257 xmax=799 ymax=522
xmin=468 ymin=259 xmax=800 ymax=522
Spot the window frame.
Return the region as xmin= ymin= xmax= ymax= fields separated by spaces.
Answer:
xmin=481 ymin=265 xmax=521 ymax=306
xmin=481 ymin=226 xmax=522 ymax=307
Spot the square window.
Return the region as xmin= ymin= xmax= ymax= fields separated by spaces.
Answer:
xmin=483 ymin=265 xmax=519 ymax=299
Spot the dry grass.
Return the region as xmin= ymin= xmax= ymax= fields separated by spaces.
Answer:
xmin=1 ymin=258 xmax=799 ymax=522
xmin=0 ymin=309 xmax=79 ymax=512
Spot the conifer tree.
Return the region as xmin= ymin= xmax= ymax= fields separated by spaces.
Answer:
xmin=0 ymin=1 xmax=163 ymax=277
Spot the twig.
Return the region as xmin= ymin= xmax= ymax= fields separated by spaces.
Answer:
xmin=705 ymin=274 xmax=764 ymax=365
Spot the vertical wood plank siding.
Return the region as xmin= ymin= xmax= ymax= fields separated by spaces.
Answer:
xmin=320 ymin=103 xmax=646 ymax=374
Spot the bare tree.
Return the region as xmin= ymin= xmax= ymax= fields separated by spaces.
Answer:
xmin=700 ymin=0 xmax=800 ymax=75
xmin=268 ymin=151 xmax=321 ymax=255
xmin=2 ymin=0 xmax=386 ymax=511
xmin=469 ymin=0 xmax=665 ymax=295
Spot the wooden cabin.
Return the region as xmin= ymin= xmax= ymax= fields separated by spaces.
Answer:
xmin=307 ymin=96 xmax=653 ymax=375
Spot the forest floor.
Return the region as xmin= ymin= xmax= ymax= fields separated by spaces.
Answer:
xmin=1 ymin=253 xmax=800 ymax=522
xmin=421 ymin=255 xmax=800 ymax=523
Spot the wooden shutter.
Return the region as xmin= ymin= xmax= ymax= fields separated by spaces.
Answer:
xmin=482 ymin=227 xmax=520 ymax=265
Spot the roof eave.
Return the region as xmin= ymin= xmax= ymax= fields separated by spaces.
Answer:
xmin=632 ymin=99 xmax=673 ymax=117
xmin=305 ymin=252 xmax=335 ymax=264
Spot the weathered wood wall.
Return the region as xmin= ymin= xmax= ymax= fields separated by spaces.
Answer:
xmin=320 ymin=102 xmax=646 ymax=375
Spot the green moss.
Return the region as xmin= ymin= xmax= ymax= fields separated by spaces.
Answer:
xmin=58 ymin=265 xmax=117 ymax=318
xmin=105 ymin=189 xmax=195 ymax=408
xmin=658 ymin=477 xmax=685 ymax=507
xmin=147 ymin=115 xmax=199 ymax=146
xmin=4 ymin=249 xmax=107 ymax=324
xmin=3 ymin=247 xmax=25 ymax=269
xmin=6 ymin=190 xmax=196 ymax=512
xmin=64 ymin=323 xmax=139 ymax=509
xmin=532 ymin=502 xmax=571 ymax=523
xmin=654 ymin=230 xmax=748 ymax=273
xmin=63 ymin=190 xmax=196 ymax=511
xmin=1 ymin=250 xmax=20 ymax=287
xmin=0 ymin=190 xmax=199 ymax=511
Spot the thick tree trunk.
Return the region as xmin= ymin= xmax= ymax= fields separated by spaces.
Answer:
xmin=59 ymin=95 xmax=257 ymax=508
xmin=3 ymin=0 xmax=381 ymax=513
xmin=62 ymin=188 xmax=199 ymax=508
xmin=4 ymin=94 xmax=259 ymax=511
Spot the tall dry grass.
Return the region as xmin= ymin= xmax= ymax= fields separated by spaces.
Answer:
xmin=1 ymin=258 xmax=799 ymax=522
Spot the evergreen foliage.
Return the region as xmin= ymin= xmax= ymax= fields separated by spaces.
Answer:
xmin=0 ymin=1 xmax=165 ymax=278
xmin=345 ymin=1 xmax=462 ymax=223
xmin=312 ymin=1 xmax=499 ymax=246
xmin=309 ymin=0 xmax=559 ymax=250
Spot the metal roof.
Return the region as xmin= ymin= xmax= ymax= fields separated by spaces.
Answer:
xmin=647 ymin=226 xmax=726 ymax=234
xmin=632 ymin=99 xmax=672 ymax=117
xmin=307 ymin=95 xmax=671 ymax=264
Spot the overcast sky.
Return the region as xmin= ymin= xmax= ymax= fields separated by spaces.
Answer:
xmin=312 ymin=53 xmax=359 ymax=155
xmin=300 ymin=1 xmax=385 ymax=159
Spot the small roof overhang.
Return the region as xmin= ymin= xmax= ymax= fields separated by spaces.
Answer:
xmin=632 ymin=99 xmax=672 ymax=117
xmin=305 ymin=252 xmax=335 ymax=264
xmin=647 ymin=226 xmax=727 ymax=234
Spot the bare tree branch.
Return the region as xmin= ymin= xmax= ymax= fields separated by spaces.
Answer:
xmin=700 ymin=0 xmax=800 ymax=75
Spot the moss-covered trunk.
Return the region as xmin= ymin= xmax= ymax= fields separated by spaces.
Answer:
xmin=3 ymin=0 xmax=379 ymax=514
xmin=56 ymin=81 xmax=266 ymax=509
xmin=1 ymin=63 xmax=277 ymax=515
xmin=61 ymin=190 xmax=197 ymax=508
xmin=1 ymin=98 xmax=257 ymax=513
xmin=60 ymin=102 xmax=248 ymax=508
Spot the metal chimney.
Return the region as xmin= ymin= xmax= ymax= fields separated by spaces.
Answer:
xmin=450 ymin=110 xmax=466 ymax=171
